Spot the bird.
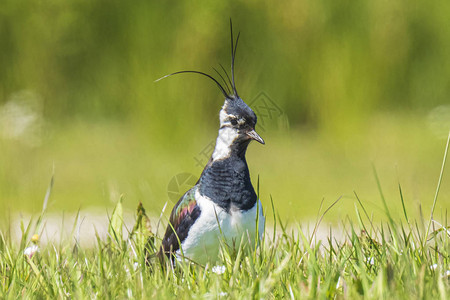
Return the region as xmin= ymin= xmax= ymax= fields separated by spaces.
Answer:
xmin=157 ymin=21 xmax=265 ymax=265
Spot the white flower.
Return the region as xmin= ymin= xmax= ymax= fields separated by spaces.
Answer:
xmin=365 ymin=256 xmax=375 ymax=265
xmin=430 ymin=264 xmax=438 ymax=270
xmin=212 ymin=265 xmax=226 ymax=275
xmin=24 ymin=244 xmax=39 ymax=258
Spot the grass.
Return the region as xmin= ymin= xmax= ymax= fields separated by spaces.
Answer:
xmin=0 ymin=195 xmax=448 ymax=299
xmin=0 ymin=134 xmax=449 ymax=299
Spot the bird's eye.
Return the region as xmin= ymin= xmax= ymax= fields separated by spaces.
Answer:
xmin=230 ymin=118 xmax=238 ymax=126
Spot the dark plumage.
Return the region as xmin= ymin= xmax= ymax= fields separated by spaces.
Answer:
xmin=160 ymin=188 xmax=201 ymax=255
xmin=199 ymin=152 xmax=257 ymax=212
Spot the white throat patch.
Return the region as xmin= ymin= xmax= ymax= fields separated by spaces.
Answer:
xmin=212 ymin=106 xmax=239 ymax=161
xmin=212 ymin=127 xmax=238 ymax=161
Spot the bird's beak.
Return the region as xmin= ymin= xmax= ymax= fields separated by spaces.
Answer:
xmin=247 ymin=130 xmax=265 ymax=144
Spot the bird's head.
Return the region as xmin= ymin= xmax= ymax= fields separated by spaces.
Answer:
xmin=219 ymin=96 xmax=264 ymax=145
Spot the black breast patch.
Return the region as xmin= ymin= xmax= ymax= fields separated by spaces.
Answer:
xmin=199 ymin=157 xmax=257 ymax=211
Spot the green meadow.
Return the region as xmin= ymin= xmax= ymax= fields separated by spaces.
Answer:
xmin=1 ymin=179 xmax=449 ymax=298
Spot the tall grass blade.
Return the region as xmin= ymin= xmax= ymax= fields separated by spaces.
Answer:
xmin=425 ymin=130 xmax=450 ymax=244
xmin=398 ymin=183 xmax=409 ymax=225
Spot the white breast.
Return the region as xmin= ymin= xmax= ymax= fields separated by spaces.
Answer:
xmin=177 ymin=190 xmax=265 ymax=264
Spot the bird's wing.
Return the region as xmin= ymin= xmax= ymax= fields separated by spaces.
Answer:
xmin=161 ymin=186 xmax=201 ymax=255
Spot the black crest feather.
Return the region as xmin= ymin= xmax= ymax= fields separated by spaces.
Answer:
xmin=155 ymin=19 xmax=241 ymax=100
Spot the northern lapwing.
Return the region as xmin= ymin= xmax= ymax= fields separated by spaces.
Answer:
xmin=157 ymin=21 xmax=265 ymax=265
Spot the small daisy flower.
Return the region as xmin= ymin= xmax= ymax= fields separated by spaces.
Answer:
xmin=24 ymin=245 xmax=39 ymax=258
xmin=212 ymin=265 xmax=226 ymax=275
xmin=24 ymin=234 xmax=40 ymax=258
xmin=365 ymin=256 xmax=375 ymax=265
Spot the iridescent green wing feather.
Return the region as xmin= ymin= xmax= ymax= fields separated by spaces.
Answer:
xmin=161 ymin=186 xmax=201 ymax=254
xmin=171 ymin=188 xmax=197 ymax=229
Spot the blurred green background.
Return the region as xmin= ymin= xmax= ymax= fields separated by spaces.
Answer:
xmin=1 ymin=0 xmax=449 ymax=223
